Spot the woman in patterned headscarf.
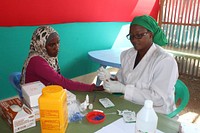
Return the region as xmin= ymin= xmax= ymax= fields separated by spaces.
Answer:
xmin=21 ymin=25 xmax=103 ymax=91
xmin=98 ymin=15 xmax=179 ymax=115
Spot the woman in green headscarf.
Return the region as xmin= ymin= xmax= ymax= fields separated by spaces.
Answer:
xmin=98 ymin=15 xmax=179 ymax=115
xmin=130 ymin=14 xmax=168 ymax=46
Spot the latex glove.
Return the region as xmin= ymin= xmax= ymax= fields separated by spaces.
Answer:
xmin=97 ymin=66 xmax=111 ymax=81
xmin=103 ymin=80 xmax=126 ymax=93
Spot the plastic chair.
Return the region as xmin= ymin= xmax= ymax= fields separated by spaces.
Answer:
xmin=167 ymin=79 xmax=190 ymax=118
xmin=9 ymin=72 xmax=23 ymax=99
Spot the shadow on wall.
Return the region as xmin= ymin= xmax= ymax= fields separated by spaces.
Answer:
xmin=111 ymin=24 xmax=132 ymax=50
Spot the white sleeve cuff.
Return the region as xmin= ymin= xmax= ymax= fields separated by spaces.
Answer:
xmin=124 ymin=85 xmax=145 ymax=105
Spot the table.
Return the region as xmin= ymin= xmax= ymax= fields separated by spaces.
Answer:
xmin=0 ymin=91 xmax=180 ymax=133
xmin=87 ymin=23 xmax=131 ymax=69
xmin=88 ymin=49 xmax=122 ymax=68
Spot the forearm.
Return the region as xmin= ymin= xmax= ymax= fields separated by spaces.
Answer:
xmin=32 ymin=57 xmax=94 ymax=91
xmin=124 ymin=84 xmax=164 ymax=106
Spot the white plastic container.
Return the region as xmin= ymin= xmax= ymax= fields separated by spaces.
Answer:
xmin=135 ymin=100 xmax=158 ymax=133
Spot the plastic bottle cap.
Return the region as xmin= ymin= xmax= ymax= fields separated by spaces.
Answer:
xmin=89 ymin=103 xmax=93 ymax=110
xmin=144 ymin=100 xmax=153 ymax=108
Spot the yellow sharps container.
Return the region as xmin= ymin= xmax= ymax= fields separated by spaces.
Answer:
xmin=39 ymin=85 xmax=68 ymax=133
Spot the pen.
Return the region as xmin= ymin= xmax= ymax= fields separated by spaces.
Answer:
xmin=93 ymin=93 xmax=96 ymax=103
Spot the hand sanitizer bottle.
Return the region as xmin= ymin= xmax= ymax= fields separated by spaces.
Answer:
xmin=135 ymin=100 xmax=158 ymax=133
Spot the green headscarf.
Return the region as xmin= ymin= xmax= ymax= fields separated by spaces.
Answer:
xmin=131 ymin=15 xmax=168 ymax=46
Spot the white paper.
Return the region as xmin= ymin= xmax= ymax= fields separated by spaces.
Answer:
xmin=95 ymin=118 xmax=164 ymax=133
xmin=180 ymin=122 xmax=200 ymax=133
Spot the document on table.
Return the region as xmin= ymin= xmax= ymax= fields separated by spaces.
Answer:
xmin=95 ymin=118 xmax=164 ymax=133
xmin=180 ymin=122 xmax=200 ymax=133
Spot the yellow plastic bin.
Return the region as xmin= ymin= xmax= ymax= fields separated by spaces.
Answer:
xmin=39 ymin=85 xmax=68 ymax=133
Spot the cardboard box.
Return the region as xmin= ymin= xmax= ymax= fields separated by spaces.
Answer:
xmin=21 ymin=81 xmax=45 ymax=107
xmin=22 ymin=98 xmax=40 ymax=121
xmin=30 ymin=106 xmax=40 ymax=121
xmin=0 ymin=98 xmax=36 ymax=133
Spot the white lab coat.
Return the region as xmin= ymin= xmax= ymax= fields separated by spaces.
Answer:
xmin=116 ymin=43 xmax=179 ymax=114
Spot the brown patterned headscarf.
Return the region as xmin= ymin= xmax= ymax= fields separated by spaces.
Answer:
xmin=20 ymin=25 xmax=60 ymax=85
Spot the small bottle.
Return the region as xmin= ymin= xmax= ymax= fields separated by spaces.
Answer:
xmin=39 ymin=85 xmax=68 ymax=133
xmin=135 ymin=100 xmax=158 ymax=133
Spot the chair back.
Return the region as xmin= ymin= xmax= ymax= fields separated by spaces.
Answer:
xmin=167 ymin=79 xmax=190 ymax=118
xmin=9 ymin=72 xmax=23 ymax=99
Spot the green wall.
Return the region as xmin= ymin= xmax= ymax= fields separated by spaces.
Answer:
xmin=0 ymin=22 xmax=129 ymax=100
